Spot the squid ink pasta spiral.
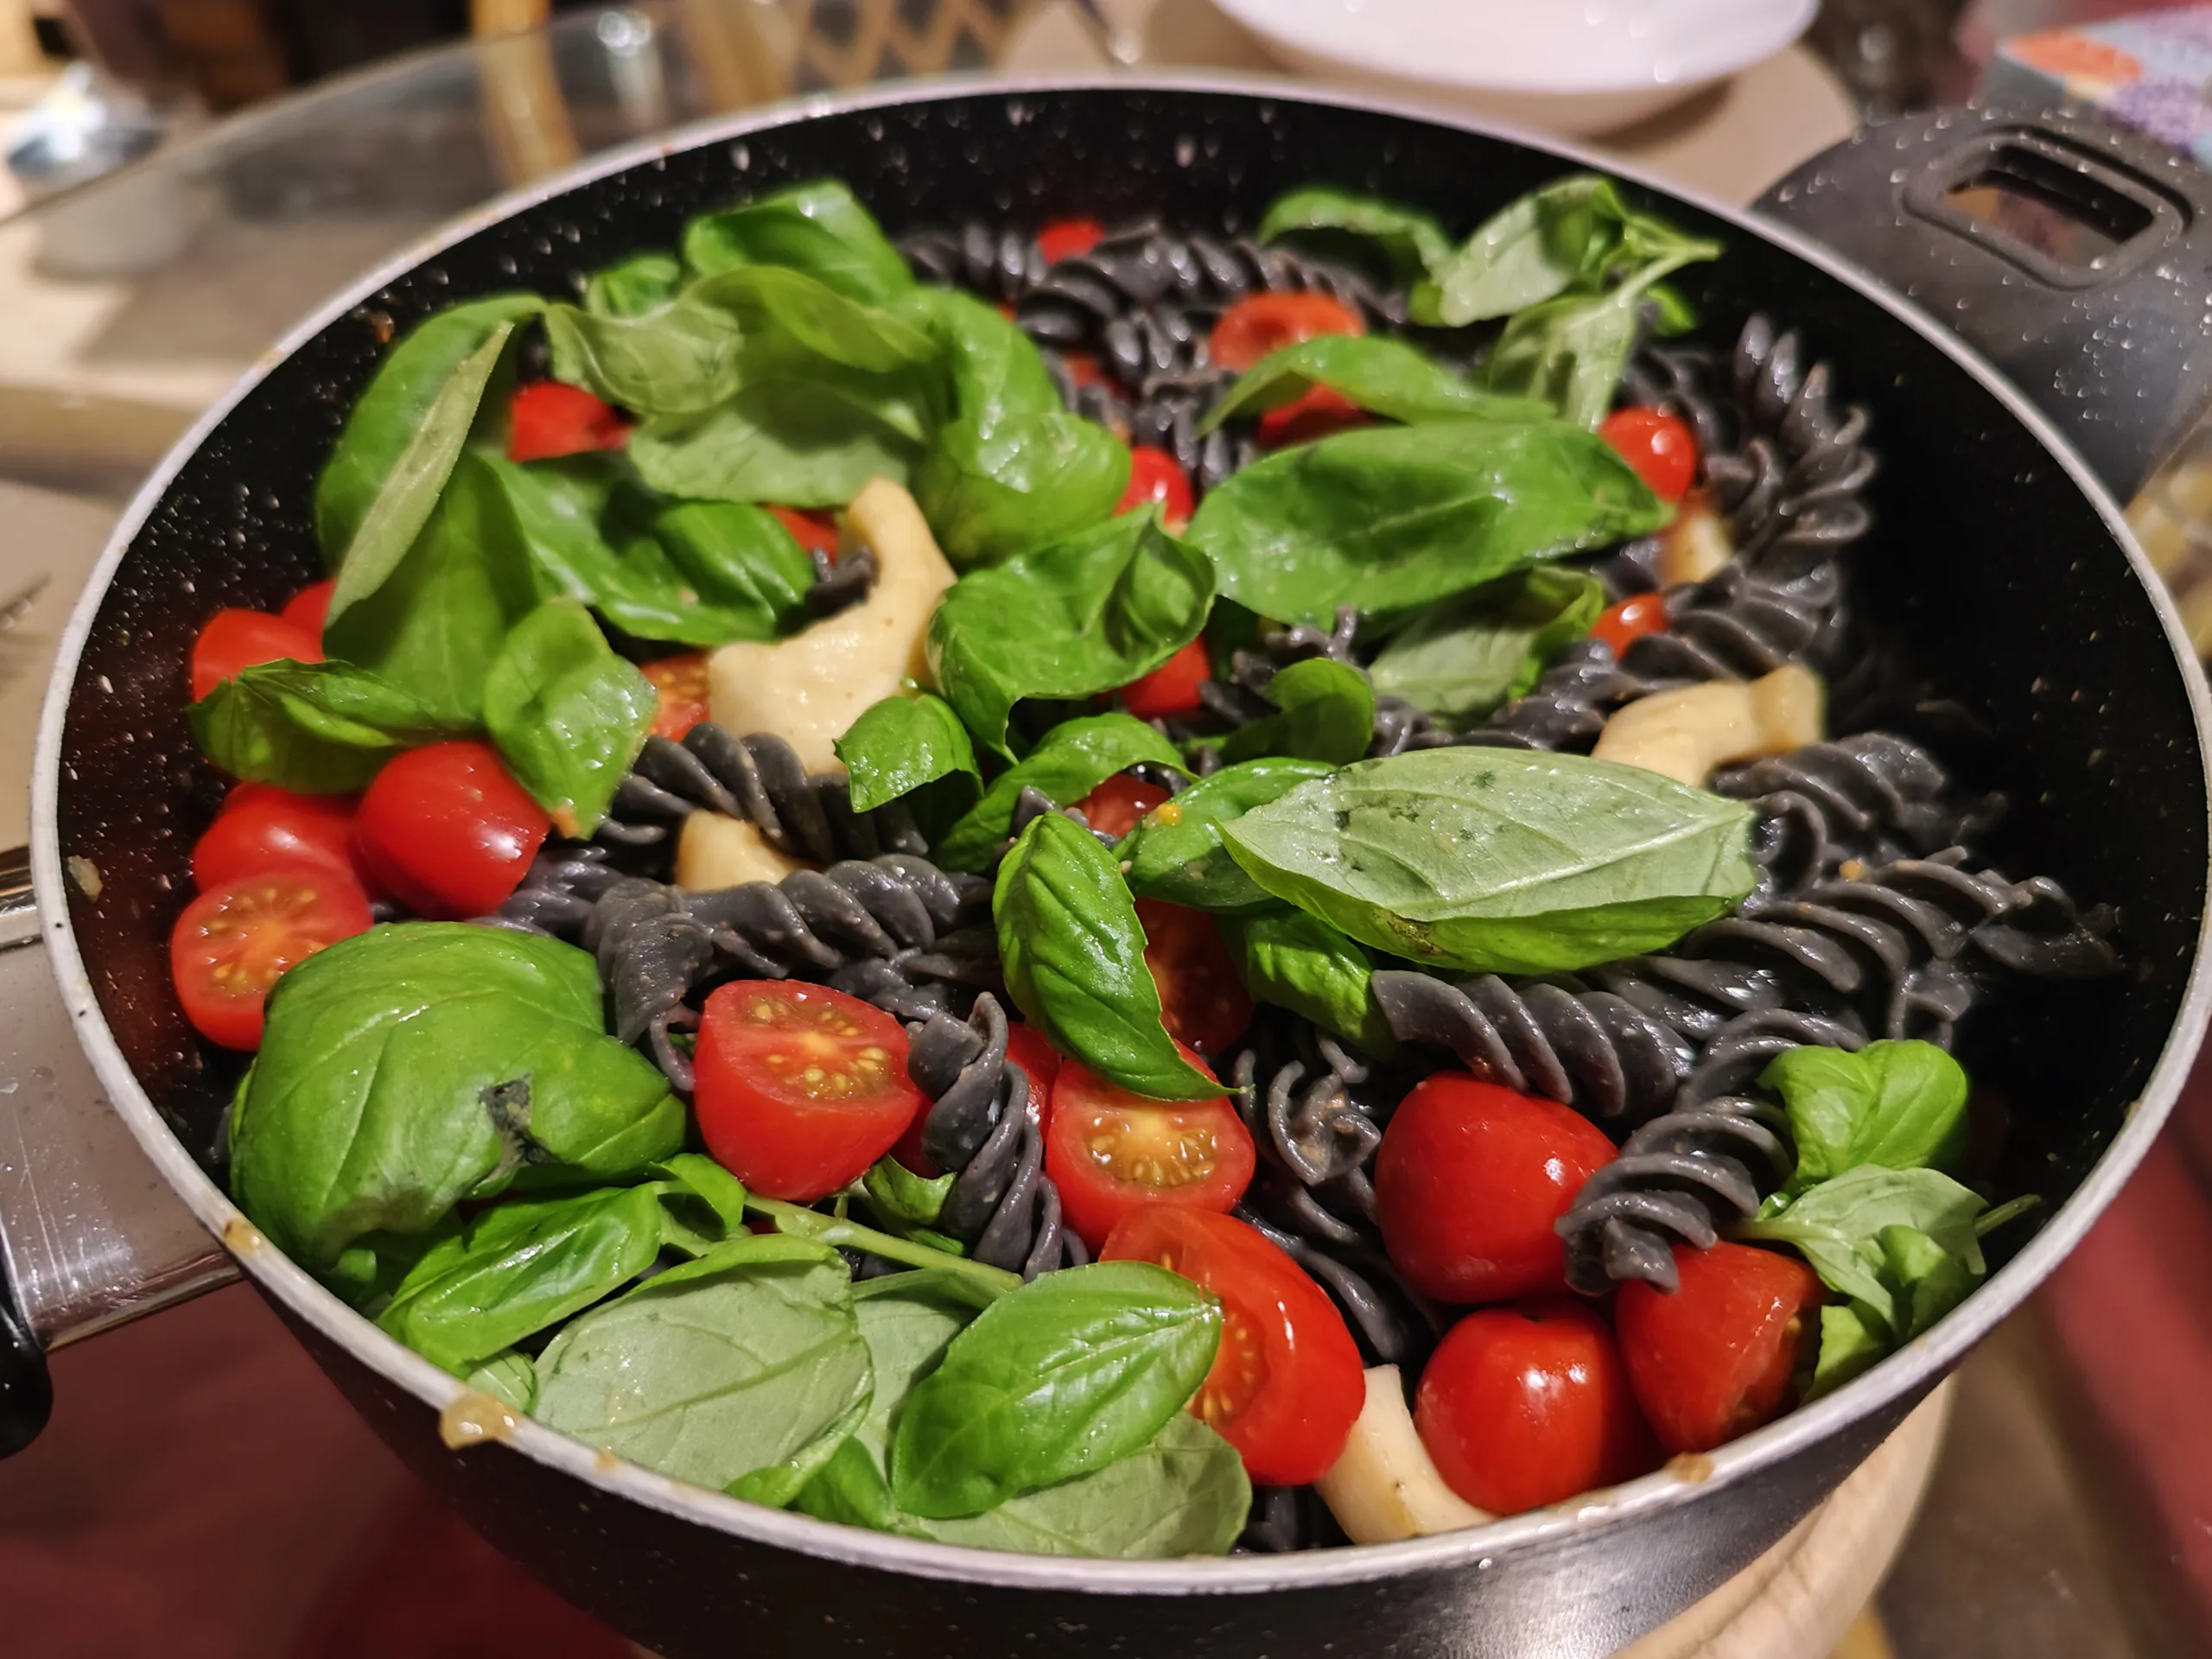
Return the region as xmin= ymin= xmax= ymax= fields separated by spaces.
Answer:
xmin=905 ymin=993 xmax=1085 ymax=1279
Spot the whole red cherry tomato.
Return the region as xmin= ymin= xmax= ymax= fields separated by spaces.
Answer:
xmin=193 ymin=784 xmax=370 ymax=893
xmin=770 ymin=505 xmax=841 ymax=560
xmin=1046 ymin=1049 xmax=1255 ymax=1252
xmin=353 ymin=741 xmax=548 ymax=919
xmin=1137 ymin=899 xmax=1254 ymax=1057
xmin=1118 ymin=445 xmax=1195 ymax=528
xmin=1074 ymin=772 xmax=1170 ymax=838
xmin=1103 ymin=1207 xmax=1364 ymax=1485
xmin=1598 ymin=407 xmax=1699 ymax=502
xmin=695 ymin=981 xmax=926 ymax=1201
xmin=1036 ymin=217 xmax=1106 ymax=266
xmin=1375 ymin=1073 xmax=1618 ymax=1304
xmin=1591 ymin=593 xmax=1669 ymax=658
xmin=1208 ymin=292 xmax=1365 ymax=374
xmin=279 ymin=579 xmax=336 ymax=647
xmin=1256 ymin=386 xmax=1369 ymax=448
xmin=1116 ymin=637 xmax=1211 ymax=721
xmin=189 ymin=608 xmax=321 ymax=702
xmin=1616 ymin=1242 xmax=1824 ymax=1454
xmin=507 ymin=381 xmax=629 ymax=463
xmin=1415 ymin=1299 xmax=1658 ymax=1515
xmin=640 ymin=652 xmax=712 ymax=741
xmin=892 ymin=1020 xmax=1060 ymax=1176
xmin=170 ymin=866 xmax=372 ymax=1050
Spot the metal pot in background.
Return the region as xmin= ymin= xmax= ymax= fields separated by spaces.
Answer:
xmin=0 ymin=79 xmax=2208 ymax=1659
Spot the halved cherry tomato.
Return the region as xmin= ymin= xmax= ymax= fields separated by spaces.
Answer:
xmin=170 ymin=865 xmax=372 ymax=1050
xmin=353 ymin=741 xmax=548 ymax=919
xmin=1117 ymin=638 xmax=1211 ymax=721
xmin=770 ymin=505 xmax=841 ymax=560
xmin=1074 ymin=772 xmax=1170 ymax=838
xmin=1036 ymin=216 xmax=1105 ymax=266
xmin=1103 ymin=1207 xmax=1363 ymax=1485
xmin=1598 ymin=406 xmax=1699 ymax=502
xmin=696 ymin=981 xmax=926 ymax=1201
xmin=1592 ymin=592 xmax=1669 ymax=658
xmin=1415 ymin=1299 xmax=1657 ymax=1515
xmin=1137 ymin=899 xmax=1254 ymax=1056
xmin=189 ymin=608 xmax=321 ymax=702
xmin=1616 ymin=1242 xmax=1823 ymax=1454
xmin=1046 ymin=1048 xmax=1255 ymax=1252
xmin=1207 ymin=292 xmax=1364 ymax=374
xmin=1256 ymin=385 xmax=1370 ymax=448
xmin=1374 ymin=1073 xmax=1618 ymax=1304
xmin=893 ymin=1020 xmax=1060 ymax=1176
xmin=279 ymin=579 xmax=336 ymax=647
xmin=1118 ymin=445 xmax=1194 ymax=529
xmin=193 ymin=784 xmax=368 ymax=893
xmin=641 ymin=652 xmax=712 ymax=741
xmin=507 ymin=381 xmax=629 ymax=463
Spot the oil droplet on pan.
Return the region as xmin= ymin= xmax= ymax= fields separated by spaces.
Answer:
xmin=440 ymin=1390 xmax=521 ymax=1451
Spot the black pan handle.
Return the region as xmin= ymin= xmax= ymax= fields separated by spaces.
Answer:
xmin=1756 ymin=103 xmax=2212 ymax=502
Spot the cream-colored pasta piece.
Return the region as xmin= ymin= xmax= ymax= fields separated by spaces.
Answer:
xmin=1655 ymin=497 xmax=1733 ymax=587
xmin=674 ymin=810 xmax=811 ymax=891
xmin=1313 ymin=1365 xmax=1492 ymax=1545
xmin=1591 ymin=662 xmax=1824 ymax=785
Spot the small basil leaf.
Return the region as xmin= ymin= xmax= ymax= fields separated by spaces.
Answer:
xmin=1220 ymin=747 xmax=1756 ymax=974
xmin=1218 ymin=657 xmax=1375 ymax=766
xmin=935 ymin=713 xmax=1184 ymax=874
xmin=1737 ymin=1166 xmax=1989 ymax=1336
xmin=544 ymin=296 xmax=744 ymax=416
xmin=585 ymin=251 xmax=683 ymax=318
xmin=464 ymin=1349 xmax=537 ymax=1411
xmin=862 ymin=1157 xmax=957 ymax=1228
xmin=1256 ymin=186 xmax=1452 ymax=287
xmin=888 ymin=1260 xmax=1221 ymax=1519
xmin=1413 ymin=175 xmax=1626 ymax=327
xmin=836 ymin=693 xmax=982 ymax=815
xmin=1118 ymin=757 xmax=1335 ymax=913
xmin=628 ymin=380 xmax=925 ymax=507
xmin=481 ymin=599 xmax=657 ymax=836
xmin=691 ymin=264 xmax=939 ymax=375
xmin=1221 ymin=907 xmax=1393 ymax=1054
xmin=1201 ymin=335 xmax=1548 ymax=435
xmin=1762 ymin=1040 xmax=1971 ymax=1197
xmin=995 ymin=814 xmax=1222 ymax=1102
xmin=682 ymin=179 xmax=913 ymax=304
xmin=1368 ymin=565 xmax=1605 ymax=728
xmin=188 ymin=658 xmax=468 ymax=793
xmin=1805 ymin=1303 xmax=1886 ymax=1402
xmin=1879 ymin=1223 xmax=1977 ymax=1340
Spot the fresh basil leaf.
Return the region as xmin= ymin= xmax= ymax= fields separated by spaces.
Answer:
xmin=1762 ymin=1040 xmax=1971 ymax=1197
xmin=629 ymin=380 xmax=925 ymax=507
xmin=1201 ymin=335 xmax=1548 ymax=435
xmin=934 ymin=712 xmax=1184 ymax=874
xmin=315 ymin=294 xmax=546 ymax=588
xmin=545 ymin=296 xmax=743 ymax=416
xmin=1413 ymin=175 xmax=1626 ymax=327
xmin=481 ymin=599 xmax=657 ymax=836
xmin=929 ymin=510 xmax=1213 ymax=756
xmin=629 ymin=496 xmax=816 ymax=635
xmin=1368 ymin=565 xmax=1605 ymax=728
xmin=1737 ymin=1166 xmax=1989 ymax=1336
xmin=533 ymin=1236 xmax=870 ymax=1503
xmin=1805 ymin=1302 xmax=1885 ymax=1402
xmin=863 ymin=1157 xmax=957 ymax=1228
xmin=585 ymin=250 xmax=683 ymax=318
xmin=1220 ymin=747 xmax=1755 ymax=974
xmin=229 ymin=924 xmax=683 ymax=1273
xmin=1221 ymin=907 xmax=1393 ymax=1054
xmin=889 ymin=1260 xmax=1221 ymax=1518
xmin=693 ymin=263 xmax=938 ymax=376
xmin=835 ymin=693 xmax=981 ymax=815
xmin=653 ymin=1152 xmax=751 ymax=1242
xmin=1878 ymin=1223 xmax=1977 ymax=1339
xmin=1184 ymin=417 xmax=1668 ymax=626
xmin=1118 ymin=757 xmax=1336 ymax=913
xmin=1256 ymin=186 xmax=1452 ymax=287
xmin=892 ymin=283 xmax=1059 ymax=428
xmin=464 ymin=1349 xmax=538 ymax=1411
xmin=1483 ymin=240 xmax=1720 ymax=429
xmin=994 ymin=814 xmax=1221 ymax=1102
xmin=1218 ymin=657 xmax=1375 ymax=766
xmin=683 ymin=179 xmax=914 ymax=304
xmin=188 ymin=658 xmax=468 ymax=793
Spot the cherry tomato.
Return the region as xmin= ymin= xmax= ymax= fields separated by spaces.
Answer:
xmin=1036 ymin=216 xmax=1106 ymax=266
xmin=1598 ymin=406 xmax=1699 ymax=502
xmin=189 ymin=608 xmax=321 ymax=702
xmin=1103 ymin=1207 xmax=1363 ymax=1485
xmin=892 ymin=1020 xmax=1059 ymax=1176
xmin=353 ymin=741 xmax=548 ymax=919
xmin=1414 ymin=1299 xmax=1657 ymax=1515
xmin=1208 ymin=292 xmax=1364 ymax=374
xmin=507 ymin=381 xmax=629 ymax=463
xmin=1075 ymin=772 xmax=1170 ymax=838
xmin=1060 ymin=349 xmax=1110 ymax=390
xmin=1592 ymin=593 xmax=1669 ymax=658
xmin=1616 ymin=1242 xmax=1823 ymax=1454
xmin=279 ymin=579 xmax=336 ymax=646
xmin=641 ymin=652 xmax=712 ymax=741
xmin=1137 ymin=899 xmax=1254 ymax=1056
xmin=1375 ymin=1074 xmax=1618 ymax=1304
xmin=170 ymin=866 xmax=372 ymax=1050
xmin=1118 ymin=445 xmax=1195 ymax=529
xmin=193 ymin=784 xmax=369 ymax=893
xmin=1255 ymin=385 xmax=1370 ymax=449
xmin=1046 ymin=1049 xmax=1255 ymax=1252
xmin=770 ymin=505 xmax=841 ymax=560
xmin=1116 ymin=638 xmax=1211 ymax=721
xmin=695 ymin=981 xmax=927 ymax=1201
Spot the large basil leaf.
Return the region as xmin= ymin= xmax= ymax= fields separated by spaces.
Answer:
xmin=533 ymin=1236 xmax=870 ymax=1504
xmin=1368 ymin=565 xmax=1605 ymax=728
xmin=544 ymin=297 xmax=744 ymax=416
xmin=995 ymin=814 xmax=1221 ymax=1102
xmin=1414 ymin=175 xmax=1629 ymax=327
xmin=934 ymin=712 xmax=1184 ymax=873
xmin=683 ymin=178 xmax=912 ymax=305
xmin=1219 ymin=748 xmax=1757 ymax=974
xmin=584 ymin=251 xmax=682 ymax=318
xmin=1201 ymin=335 xmax=1548 ymax=435
xmin=315 ymin=294 xmax=545 ymax=593
xmin=1257 ymin=186 xmax=1452 ymax=287
xmin=1762 ymin=1040 xmax=1970 ymax=1198
xmin=834 ymin=692 xmax=981 ymax=815
xmin=629 ymin=381 xmax=925 ymax=507
xmin=1118 ymin=757 xmax=1335 ymax=913
xmin=229 ymin=924 xmax=684 ymax=1274
xmin=188 ymin=658 xmax=468 ymax=794
xmin=1218 ymin=657 xmax=1375 ymax=766
xmin=481 ymin=600 xmax=657 ymax=836
xmin=889 ymin=1261 xmax=1221 ymax=1518
xmin=1736 ymin=1165 xmax=1989 ymax=1338
xmin=1184 ymin=418 xmax=1667 ymax=626
xmin=693 ymin=263 xmax=938 ymax=376
xmin=929 ymin=510 xmax=1213 ymax=756
xmin=1221 ymin=907 xmax=1393 ymax=1054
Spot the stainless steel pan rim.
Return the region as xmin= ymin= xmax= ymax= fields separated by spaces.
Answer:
xmin=30 ymin=69 xmax=2212 ymax=1596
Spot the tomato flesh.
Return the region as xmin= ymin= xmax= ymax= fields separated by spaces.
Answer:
xmin=1137 ymin=899 xmax=1254 ymax=1057
xmin=1208 ymin=292 xmax=1364 ymax=374
xmin=1118 ymin=445 xmax=1195 ymax=529
xmin=1255 ymin=385 xmax=1369 ymax=448
xmin=1616 ymin=1241 xmax=1823 ymax=1454
xmin=641 ymin=652 xmax=713 ymax=741
xmin=171 ymin=866 xmax=372 ymax=1050
xmin=1598 ymin=406 xmax=1699 ymax=502
xmin=190 ymin=608 xmax=321 ymax=702
xmin=696 ymin=981 xmax=926 ymax=1201
xmin=353 ymin=741 xmax=548 ymax=919
xmin=194 ymin=783 xmax=369 ymax=893
xmin=1046 ymin=1051 xmax=1254 ymax=1253
xmin=1592 ymin=593 xmax=1669 ymax=658
xmin=1074 ymin=772 xmax=1170 ymax=838
xmin=279 ymin=579 xmax=336 ymax=647
xmin=1415 ymin=1299 xmax=1656 ymax=1514
xmin=1036 ymin=217 xmax=1106 ymax=266
xmin=1103 ymin=1207 xmax=1363 ymax=1485
xmin=1375 ymin=1073 xmax=1617 ymax=1304
xmin=770 ymin=505 xmax=841 ymax=560
xmin=508 ymin=381 xmax=629 ymax=463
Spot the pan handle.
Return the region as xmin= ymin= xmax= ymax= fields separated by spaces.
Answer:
xmin=0 ymin=848 xmax=237 ymax=1454
xmin=1755 ymin=103 xmax=2212 ymax=503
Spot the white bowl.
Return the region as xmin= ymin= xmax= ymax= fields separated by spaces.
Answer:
xmin=1207 ymin=0 xmax=1820 ymax=135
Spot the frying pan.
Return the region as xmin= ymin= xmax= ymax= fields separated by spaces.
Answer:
xmin=1 ymin=79 xmax=2207 ymax=1659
